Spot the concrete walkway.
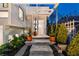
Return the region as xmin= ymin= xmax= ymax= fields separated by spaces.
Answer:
xmin=29 ymin=39 xmax=53 ymax=56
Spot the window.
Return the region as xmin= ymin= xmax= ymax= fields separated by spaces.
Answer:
xmin=0 ymin=11 xmax=8 ymax=17
xmin=33 ymin=18 xmax=38 ymax=32
xmin=19 ymin=7 xmax=24 ymax=21
xmin=71 ymin=22 xmax=73 ymax=25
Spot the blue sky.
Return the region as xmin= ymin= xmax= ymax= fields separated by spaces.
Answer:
xmin=48 ymin=3 xmax=79 ymax=24
xmin=58 ymin=3 xmax=79 ymax=17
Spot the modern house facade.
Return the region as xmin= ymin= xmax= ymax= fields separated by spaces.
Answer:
xmin=0 ymin=3 xmax=27 ymax=45
xmin=0 ymin=3 xmax=59 ymax=45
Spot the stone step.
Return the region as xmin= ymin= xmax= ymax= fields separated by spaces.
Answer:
xmin=32 ymin=35 xmax=49 ymax=39
xmin=30 ymin=51 xmax=53 ymax=56
xmin=32 ymin=39 xmax=50 ymax=44
xmin=29 ymin=44 xmax=53 ymax=56
xmin=30 ymin=45 xmax=52 ymax=51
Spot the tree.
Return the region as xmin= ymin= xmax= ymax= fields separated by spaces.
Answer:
xmin=56 ymin=23 xmax=68 ymax=43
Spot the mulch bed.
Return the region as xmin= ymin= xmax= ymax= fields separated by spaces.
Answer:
xmin=4 ymin=44 xmax=25 ymax=56
xmin=50 ymin=44 xmax=65 ymax=56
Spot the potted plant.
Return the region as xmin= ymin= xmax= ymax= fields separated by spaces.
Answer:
xmin=33 ymin=31 xmax=38 ymax=36
xmin=26 ymin=28 xmax=32 ymax=41
xmin=56 ymin=24 xmax=68 ymax=51
xmin=49 ymin=25 xmax=56 ymax=44
xmin=66 ymin=32 xmax=79 ymax=56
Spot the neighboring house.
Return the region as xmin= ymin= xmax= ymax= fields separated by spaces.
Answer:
xmin=0 ymin=3 xmax=27 ymax=45
xmin=58 ymin=16 xmax=79 ymax=38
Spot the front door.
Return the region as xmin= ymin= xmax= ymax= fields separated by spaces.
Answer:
xmin=38 ymin=19 xmax=46 ymax=36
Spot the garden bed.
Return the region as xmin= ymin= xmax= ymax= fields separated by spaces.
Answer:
xmin=8 ymin=44 xmax=24 ymax=56
xmin=50 ymin=44 xmax=64 ymax=56
xmin=3 ymin=44 xmax=25 ymax=56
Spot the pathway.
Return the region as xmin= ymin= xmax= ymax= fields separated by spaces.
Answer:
xmin=29 ymin=38 xmax=53 ymax=56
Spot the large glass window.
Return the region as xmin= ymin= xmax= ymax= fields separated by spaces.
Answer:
xmin=19 ymin=7 xmax=24 ymax=21
xmin=33 ymin=18 xmax=39 ymax=32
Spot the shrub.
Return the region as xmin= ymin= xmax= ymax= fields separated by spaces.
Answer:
xmin=67 ymin=33 xmax=79 ymax=56
xmin=20 ymin=34 xmax=26 ymax=40
xmin=50 ymin=25 xmax=56 ymax=37
xmin=10 ymin=35 xmax=25 ymax=49
xmin=47 ymin=24 xmax=51 ymax=35
xmin=0 ymin=34 xmax=25 ymax=55
xmin=0 ymin=43 xmax=10 ymax=55
xmin=55 ymin=25 xmax=60 ymax=38
xmin=56 ymin=24 xmax=68 ymax=43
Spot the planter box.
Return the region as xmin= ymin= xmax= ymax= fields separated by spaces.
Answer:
xmin=49 ymin=36 xmax=56 ymax=45
xmin=27 ymin=36 xmax=32 ymax=41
